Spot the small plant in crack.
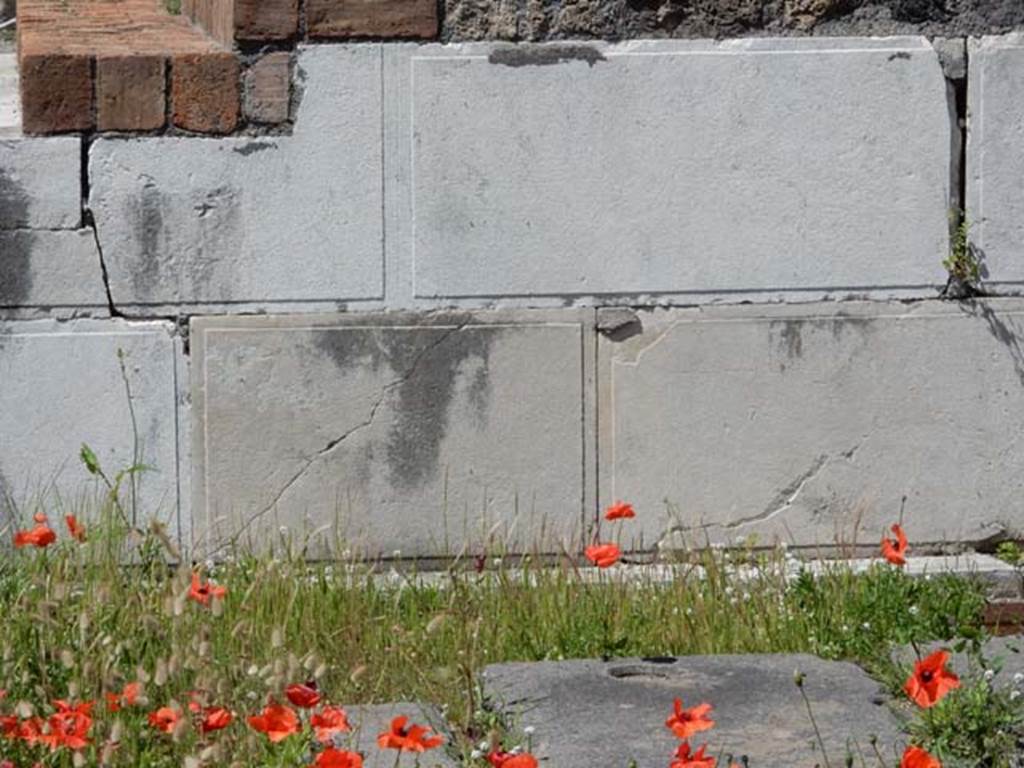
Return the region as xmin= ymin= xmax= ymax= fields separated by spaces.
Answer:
xmin=943 ymin=210 xmax=982 ymax=297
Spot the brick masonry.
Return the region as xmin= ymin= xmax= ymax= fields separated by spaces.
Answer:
xmin=307 ymin=0 xmax=438 ymax=39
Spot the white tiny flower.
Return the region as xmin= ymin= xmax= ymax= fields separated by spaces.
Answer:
xmin=985 ymin=669 xmax=996 ymax=682
xmin=523 ymin=726 xmax=535 ymax=735
xmin=471 ymin=750 xmax=482 ymax=759
xmin=862 ymin=622 xmax=871 ymax=630
xmin=909 ymin=605 xmax=919 ymax=616
xmin=1013 ymin=672 xmax=1023 ymax=685
xmin=247 ymin=691 xmax=258 ymax=700
xmin=393 ymin=550 xmax=402 ymax=559
xmin=493 ymin=558 xmax=503 ymax=568
xmin=478 ymin=740 xmax=490 ymax=751
xmin=1011 ymin=690 xmax=1021 ymax=701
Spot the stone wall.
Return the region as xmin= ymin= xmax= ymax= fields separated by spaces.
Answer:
xmin=3 ymin=32 xmax=1024 ymax=559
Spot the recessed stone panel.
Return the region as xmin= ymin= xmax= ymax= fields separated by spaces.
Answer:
xmin=406 ymin=38 xmax=951 ymax=302
xmin=0 ymin=319 xmax=183 ymax=542
xmin=1 ymin=136 xmax=82 ymax=229
xmin=0 ymin=229 xmax=109 ymax=317
xmin=598 ymin=300 xmax=1024 ymax=549
xmin=191 ymin=311 xmax=594 ymax=557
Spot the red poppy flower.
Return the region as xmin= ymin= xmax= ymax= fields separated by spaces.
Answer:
xmin=312 ymin=706 xmax=352 ymax=743
xmin=200 ymin=706 xmax=233 ymax=734
xmin=65 ymin=515 xmax=87 ymax=543
xmin=0 ymin=714 xmax=17 ymax=739
xmin=584 ymin=543 xmax=622 ymax=568
xmin=665 ymin=698 xmax=714 ymax=739
xmin=901 ymin=745 xmax=941 ymax=768
xmin=248 ymin=702 xmax=300 ymax=743
xmin=13 ymin=518 xmax=57 ymax=549
xmin=488 ymin=751 xmax=540 ymax=768
xmin=285 ymin=681 xmax=321 ymax=709
xmin=41 ymin=700 xmax=93 ymax=751
xmin=106 ymin=682 xmax=141 ymax=713
xmin=670 ymin=742 xmax=716 ymax=768
xmin=315 ymin=748 xmax=364 ymax=768
xmin=148 ymin=706 xmax=181 ymax=734
xmin=188 ymin=573 xmax=227 ymax=606
xmin=376 ymin=715 xmax=444 ymax=752
xmin=881 ymin=524 xmax=909 ymax=566
xmin=14 ymin=716 xmax=44 ymax=745
xmin=604 ymin=502 xmax=636 ymax=521
xmin=904 ymin=650 xmax=960 ymax=708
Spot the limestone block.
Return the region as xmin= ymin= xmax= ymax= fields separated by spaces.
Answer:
xmin=597 ymin=300 xmax=1024 ymax=549
xmin=967 ymin=35 xmax=1024 ymax=292
xmin=0 ymin=229 xmax=109 ymax=317
xmin=190 ymin=311 xmax=595 ymax=558
xmin=1 ymin=136 xmax=82 ymax=229
xmin=401 ymin=38 xmax=952 ymax=302
xmin=0 ymin=319 xmax=183 ymax=542
xmin=88 ymin=45 xmax=383 ymax=314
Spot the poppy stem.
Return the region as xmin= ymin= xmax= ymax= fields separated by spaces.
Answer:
xmin=796 ymin=678 xmax=832 ymax=768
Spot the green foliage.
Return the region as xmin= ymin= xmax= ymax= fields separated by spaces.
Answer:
xmin=944 ymin=212 xmax=981 ymax=285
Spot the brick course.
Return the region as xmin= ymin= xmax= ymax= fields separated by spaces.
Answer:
xmin=307 ymin=0 xmax=437 ymax=38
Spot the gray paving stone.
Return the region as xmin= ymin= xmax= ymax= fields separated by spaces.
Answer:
xmin=598 ymin=300 xmax=1024 ymax=551
xmin=399 ymin=38 xmax=950 ymax=303
xmin=190 ymin=310 xmax=595 ymax=558
xmin=967 ymin=34 xmax=1024 ymax=294
xmin=1 ymin=136 xmax=81 ymax=229
xmin=88 ymin=45 xmax=383 ymax=315
xmin=0 ymin=229 xmax=110 ymax=317
xmin=483 ymin=655 xmax=904 ymax=768
xmin=335 ymin=702 xmax=457 ymax=768
xmin=0 ymin=319 xmax=184 ymax=542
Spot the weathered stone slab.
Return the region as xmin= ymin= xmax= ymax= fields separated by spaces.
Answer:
xmin=598 ymin=300 xmax=1024 ymax=550
xmin=0 ymin=319 xmax=183 ymax=542
xmin=1 ymin=136 xmax=81 ymax=229
xmin=967 ymin=35 xmax=1024 ymax=292
xmin=190 ymin=311 xmax=595 ymax=558
xmin=0 ymin=229 xmax=109 ymax=317
xmin=483 ymin=655 xmax=903 ymax=767
xmin=402 ymin=38 xmax=951 ymax=302
xmin=88 ymin=45 xmax=383 ymax=315
xmin=337 ymin=702 xmax=456 ymax=768
xmin=0 ymin=53 xmax=19 ymax=135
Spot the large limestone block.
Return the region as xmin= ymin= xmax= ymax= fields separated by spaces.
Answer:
xmin=0 ymin=319 xmax=184 ymax=542
xmin=598 ymin=300 xmax=1024 ymax=550
xmin=401 ymin=38 xmax=952 ymax=302
xmin=0 ymin=229 xmax=109 ymax=317
xmin=967 ymin=35 xmax=1024 ymax=291
xmin=88 ymin=45 xmax=383 ymax=315
xmin=190 ymin=311 xmax=595 ymax=557
xmin=1 ymin=136 xmax=82 ymax=229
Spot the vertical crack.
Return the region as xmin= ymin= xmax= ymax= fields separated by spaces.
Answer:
xmin=81 ymin=135 xmax=123 ymax=318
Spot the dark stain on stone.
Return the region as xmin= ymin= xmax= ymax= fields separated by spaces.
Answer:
xmin=0 ymin=169 xmax=33 ymax=308
xmin=488 ymin=44 xmax=606 ymax=68
xmin=774 ymin=320 xmax=803 ymax=360
xmin=314 ymin=318 xmax=501 ymax=490
xmin=887 ymin=51 xmax=912 ymax=61
xmin=232 ymin=140 xmax=278 ymax=157
xmin=127 ymin=177 xmax=166 ymax=299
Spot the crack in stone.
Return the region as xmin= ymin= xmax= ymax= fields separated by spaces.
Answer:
xmin=723 ymin=453 xmax=830 ymax=531
xmin=224 ymin=322 xmax=471 ymax=546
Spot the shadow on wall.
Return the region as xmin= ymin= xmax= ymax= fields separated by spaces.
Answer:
xmin=0 ymin=168 xmax=33 ymax=307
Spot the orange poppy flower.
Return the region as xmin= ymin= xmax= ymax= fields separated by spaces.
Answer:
xmin=248 ymin=702 xmax=300 ymax=743
xmin=13 ymin=517 xmax=57 ymax=549
xmin=670 ymin=742 xmax=716 ymax=768
xmin=65 ymin=515 xmax=87 ymax=543
xmin=312 ymin=705 xmax=352 ymax=743
xmin=584 ymin=543 xmax=622 ymax=568
xmin=106 ymin=682 xmax=141 ymax=713
xmin=904 ymin=650 xmax=960 ymax=708
xmin=376 ymin=715 xmax=444 ymax=752
xmin=188 ymin=573 xmax=227 ymax=606
xmin=488 ymin=751 xmax=540 ymax=768
xmin=901 ymin=745 xmax=941 ymax=768
xmin=14 ymin=716 xmax=45 ymax=745
xmin=604 ymin=502 xmax=636 ymax=521
xmin=881 ymin=524 xmax=909 ymax=566
xmin=1 ymin=714 xmax=18 ymax=739
xmin=41 ymin=700 xmax=93 ymax=751
xmin=315 ymin=748 xmax=364 ymax=768
xmin=149 ymin=706 xmax=181 ymax=734
xmin=285 ymin=681 xmax=321 ymax=709
xmin=665 ymin=698 xmax=715 ymax=739
xmin=200 ymin=706 xmax=233 ymax=734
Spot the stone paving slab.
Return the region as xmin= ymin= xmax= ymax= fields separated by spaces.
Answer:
xmin=1 ymin=135 xmax=82 ymax=229
xmin=483 ymin=655 xmax=904 ymax=768
xmin=190 ymin=310 xmax=595 ymax=558
xmin=598 ymin=300 xmax=1024 ymax=551
xmin=0 ymin=319 xmax=184 ymax=542
xmin=0 ymin=229 xmax=109 ymax=317
xmin=337 ymin=702 xmax=457 ymax=768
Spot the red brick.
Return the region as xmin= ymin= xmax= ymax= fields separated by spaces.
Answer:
xmin=171 ymin=51 xmax=240 ymax=134
xmin=306 ymin=0 xmax=437 ymax=38
xmin=96 ymin=55 xmax=167 ymax=132
xmin=244 ymin=52 xmax=291 ymax=124
xmin=235 ymin=0 xmax=299 ymax=41
xmin=18 ymin=53 xmax=94 ymax=134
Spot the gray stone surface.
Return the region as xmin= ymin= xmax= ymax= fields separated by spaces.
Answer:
xmin=0 ymin=53 xmax=18 ymax=136
xmin=336 ymin=702 xmax=456 ymax=768
xmin=401 ymin=38 xmax=950 ymax=303
xmin=893 ymin=637 xmax=1024 ymax=686
xmin=88 ymin=45 xmax=383 ymax=315
xmin=0 ymin=229 xmax=109 ymax=317
xmin=967 ymin=34 xmax=1024 ymax=294
xmin=598 ymin=300 xmax=1024 ymax=550
xmin=483 ymin=655 xmax=903 ymax=767
xmin=190 ymin=310 xmax=595 ymax=557
xmin=0 ymin=319 xmax=183 ymax=542
xmin=1 ymin=136 xmax=81 ymax=229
